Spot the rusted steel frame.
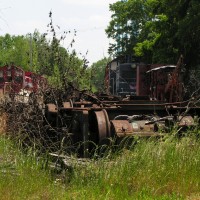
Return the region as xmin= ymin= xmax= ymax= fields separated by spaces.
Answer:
xmin=178 ymin=115 xmax=195 ymax=127
xmin=103 ymin=104 xmax=168 ymax=111
xmin=99 ymin=100 xmax=190 ymax=106
xmin=163 ymin=100 xmax=191 ymax=106
xmin=167 ymin=107 xmax=200 ymax=110
xmin=97 ymin=101 xmax=118 ymax=104
xmin=111 ymin=103 xmax=187 ymax=107
xmin=46 ymin=103 xmax=58 ymax=113
xmin=45 ymin=103 xmax=59 ymax=127
xmin=117 ymin=132 xmax=163 ymax=137
xmin=111 ymin=120 xmax=133 ymax=137
xmin=117 ymin=100 xmax=165 ymax=104
xmin=98 ymin=104 xmax=200 ymax=111
xmin=71 ymin=110 xmax=89 ymax=158
xmin=59 ymin=107 xmax=91 ymax=111
xmin=59 ymin=101 xmax=200 ymax=112
xmin=72 ymin=102 xmax=93 ymax=105
xmin=81 ymin=110 xmax=89 ymax=158
xmin=63 ymin=101 xmax=73 ymax=108
xmin=111 ymin=120 xmax=157 ymax=137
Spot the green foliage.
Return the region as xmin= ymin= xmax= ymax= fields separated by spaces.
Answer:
xmin=90 ymin=57 xmax=111 ymax=92
xmin=0 ymin=34 xmax=32 ymax=70
xmin=107 ymin=0 xmax=200 ymax=68
xmin=0 ymin=13 xmax=91 ymax=91
xmin=38 ymin=13 xmax=91 ymax=90
xmin=106 ymin=0 xmax=148 ymax=58
xmin=0 ymin=32 xmax=51 ymax=72
xmin=134 ymin=32 xmax=160 ymax=60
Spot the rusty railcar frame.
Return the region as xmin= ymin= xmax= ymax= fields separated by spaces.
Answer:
xmin=45 ymin=96 xmax=200 ymax=157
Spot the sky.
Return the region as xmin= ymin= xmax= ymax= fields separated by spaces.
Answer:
xmin=0 ymin=0 xmax=117 ymax=65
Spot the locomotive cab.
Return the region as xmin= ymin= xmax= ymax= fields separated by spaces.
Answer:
xmin=105 ymin=57 xmax=182 ymax=102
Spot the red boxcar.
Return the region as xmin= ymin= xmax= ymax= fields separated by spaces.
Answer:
xmin=0 ymin=65 xmax=24 ymax=94
xmin=0 ymin=65 xmax=46 ymax=96
xmin=25 ymin=71 xmax=47 ymax=93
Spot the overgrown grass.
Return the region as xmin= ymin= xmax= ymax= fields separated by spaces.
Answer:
xmin=0 ymin=136 xmax=67 ymax=200
xmin=67 ymin=136 xmax=200 ymax=199
xmin=1 ymin=130 xmax=200 ymax=199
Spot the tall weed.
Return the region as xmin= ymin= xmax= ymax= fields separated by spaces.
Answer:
xmin=1 ymin=129 xmax=200 ymax=199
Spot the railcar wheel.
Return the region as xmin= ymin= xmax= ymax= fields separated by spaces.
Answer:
xmin=94 ymin=109 xmax=111 ymax=143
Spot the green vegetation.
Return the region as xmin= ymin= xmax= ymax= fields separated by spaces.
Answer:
xmin=0 ymin=31 xmax=90 ymax=89
xmin=106 ymin=0 xmax=200 ymax=68
xmin=0 ymin=29 xmax=110 ymax=92
xmin=1 ymin=1 xmax=200 ymax=92
xmin=0 ymin=4 xmax=200 ymax=198
xmin=0 ymin=136 xmax=67 ymax=200
xmin=90 ymin=57 xmax=111 ymax=92
xmin=1 ymin=132 xmax=200 ymax=199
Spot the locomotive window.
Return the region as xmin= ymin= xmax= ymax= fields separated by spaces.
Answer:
xmin=7 ymin=71 xmax=12 ymax=81
xmin=121 ymin=70 xmax=136 ymax=78
xmin=0 ymin=77 xmax=4 ymax=83
xmin=27 ymin=82 xmax=33 ymax=88
xmin=7 ymin=71 xmax=11 ymax=76
xmin=15 ymin=76 xmax=23 ymax=83
xmin=16 ymin=70 xmax=23 ymax=76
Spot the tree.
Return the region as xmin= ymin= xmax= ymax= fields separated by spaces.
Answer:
xmin=106 ymin=0 xmax=148 ymax=60
xmin=32 ymin=30 xmax=52 ymax=74
xmin=134 ymin=0 xmax=190 ymax=64
xmin=41 ymin=12 xmax=91 ymax=91
xmin=0 ymin=34 xmax=34 ymax=69
xmin=107 ymin=0 xmax=200 ymax=68
xmin=176 ymin=0 xmax=200 ymax=67
xmin=90 ymin=57 xmax=111 ymax=92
